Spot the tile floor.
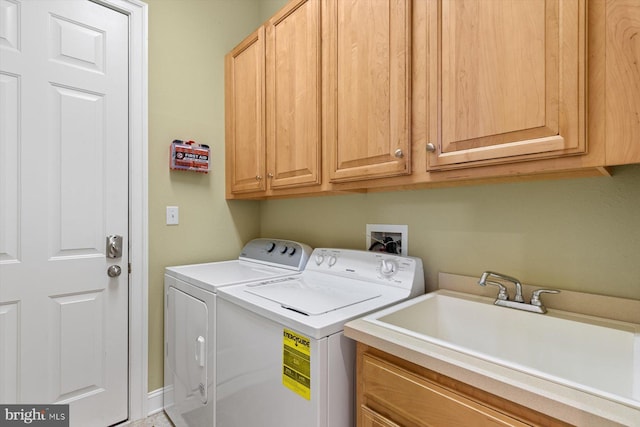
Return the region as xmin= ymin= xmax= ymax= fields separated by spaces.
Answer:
xmin=122 ymin=411 xmax=173 ymax=427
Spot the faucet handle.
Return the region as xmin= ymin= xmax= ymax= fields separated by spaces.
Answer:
xmin=484 ymin=280 xmax=509 ymax=301
xmin=530 ymin=289 xmax=560 ymax=307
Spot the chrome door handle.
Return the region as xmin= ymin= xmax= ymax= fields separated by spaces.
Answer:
xmin=107 ymin=265 xmax=122 ymax=277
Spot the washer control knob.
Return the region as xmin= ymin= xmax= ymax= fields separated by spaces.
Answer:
xmin=315 ymin=254 xmax=325 ymax=265
xmin=280 ymin=246 xmax=288 ymax=254
xmin=288 ymin=247 xmax=296 ymax=256
xmin=328 ymin=256 xmax=337 ymax=267
xmin=266 ymin=242 xmax=276 ymax=253
xmin=380 ymin=259 xmax=398 ymax=276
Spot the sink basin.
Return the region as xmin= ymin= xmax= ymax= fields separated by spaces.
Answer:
xmin=362 ymin=289 xmax=640 ymax=408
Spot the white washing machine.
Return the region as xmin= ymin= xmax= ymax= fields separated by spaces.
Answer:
xmin=163 ymin=238 xmax=312 ymax=427
xmin=215 ymin=248 xmax=425 ymax=427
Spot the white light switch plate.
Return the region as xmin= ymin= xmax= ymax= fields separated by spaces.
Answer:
xmin=166 ymin=206 xmax=179 ymax=225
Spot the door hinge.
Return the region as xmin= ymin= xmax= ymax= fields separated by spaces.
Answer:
xmin=128 ymin=263 xmax=132 ymax=274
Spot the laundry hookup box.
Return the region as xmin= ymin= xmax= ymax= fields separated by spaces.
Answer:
xmin=170 ymin=139 xmax=210 ymax=173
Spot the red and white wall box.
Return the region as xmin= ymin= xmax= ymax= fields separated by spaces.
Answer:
xmin=170 ymin=139 xmax=210 ymax=173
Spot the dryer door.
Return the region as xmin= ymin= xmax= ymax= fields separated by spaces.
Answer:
xmin=167 ymin=286 xmax=209 ymax=405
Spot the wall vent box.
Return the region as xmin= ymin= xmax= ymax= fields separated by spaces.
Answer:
xmin=366 ymin=224 xmax=408 ymax=256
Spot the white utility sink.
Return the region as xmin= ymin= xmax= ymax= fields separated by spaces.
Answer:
xmin=361 ymin=289 xmax=640 ymax=409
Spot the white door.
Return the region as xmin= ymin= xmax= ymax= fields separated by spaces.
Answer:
xmin=0 ymin=1 xmax=129 ymax=425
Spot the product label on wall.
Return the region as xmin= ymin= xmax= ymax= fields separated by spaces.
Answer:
xmin=282 ymin=328 xmax=311 ymax=400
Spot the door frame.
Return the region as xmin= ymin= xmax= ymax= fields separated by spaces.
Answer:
xmin=92 ymin=0 xmax=148 ymax=421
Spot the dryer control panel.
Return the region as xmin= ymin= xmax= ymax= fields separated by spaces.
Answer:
xmin=239 ymin=238 xmax=312 ymax=271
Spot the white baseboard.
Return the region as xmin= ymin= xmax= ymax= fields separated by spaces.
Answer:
xmin=146 ymin=387 xmax=164 ymax=416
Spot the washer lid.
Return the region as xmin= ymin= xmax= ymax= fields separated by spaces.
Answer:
xmin=245 ymin=277 xmax=381 ymax=316
xmin=166 ymin=260 xmax=297 ymax=291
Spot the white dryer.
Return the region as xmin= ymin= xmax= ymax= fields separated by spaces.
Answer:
xmin=215 ymin=248 xmax=424 ymax=427
xmin=163 ymin=238 xmax=311 ymax=427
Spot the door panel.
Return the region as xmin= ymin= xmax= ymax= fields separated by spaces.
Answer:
xmin=51 ymin=291 xmax=105 ymax=401
xmin=50 ymin=86 xmax=105 ymax=258
xmin=427 ymin=0 xmax=586 ymax=170
xmin=167 ymin=286 xmax=209 ymax=405
xmin=0 ymin=302 xmax=19 ymax=403
xmin=225 ymin=27 xmax=266 ymax=194
xmin=0 ymin=1 xmax=129 ymax=425
xmin=0 ymin=72 xmax=19 ymax=263
xmin=325 ymin=0 xmax=411 ymax=182
xmin=605 ymin=0 xmax=640 ymax=164
xmin=442 ymin=0 xmax=551 ymax=144
xmin=266 ymin=0 xmax=321 ymax=189
xmin=49 ymin=14 xmax=106 ymax=73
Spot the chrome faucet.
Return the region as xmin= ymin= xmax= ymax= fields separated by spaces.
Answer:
xmin=478 ymin=271 xmax=524 ymax=302
xmin=478 ymin=271 xmax=559 ymax=314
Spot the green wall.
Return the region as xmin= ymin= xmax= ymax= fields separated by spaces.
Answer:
xmin=260 ymin=0 xmax=289 ymax=17
xmin=261 ymin=165 xmax=640 ymax=300
xmin=146 ymin=0 xmax=269 ymax=391
xmin=146 ymin=0 xmax=640 ymax=393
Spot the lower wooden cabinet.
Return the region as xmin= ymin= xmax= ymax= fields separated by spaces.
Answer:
xmin=356 ymin=344 xmax=573 ymax=427
xmin=361 ymin=406 xmax=401 ymax=427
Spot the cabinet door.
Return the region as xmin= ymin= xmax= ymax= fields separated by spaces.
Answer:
xmin=266 ymin=0 xmax=321 ymax=190
xmin=426 ymin=0 xmax=586 ymax=170
xmin=361 ymin=354 xmax=531 ymax=427
xmin=225 ymin=27 xmax=266 ymax=194
xmin=606 ymin=0 xmax=640 ymax=165
xmin=324 ymin=0 xmax=411 ymax=183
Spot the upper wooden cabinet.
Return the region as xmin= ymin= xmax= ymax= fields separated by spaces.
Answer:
xmin=225 ymin=27 xmax=266 ymax=195
xmin=225 ymin=0 xmax=640 ymax=199
xmin=225 ymin=0 xmax=321 ymax=197
xmin=424 ymin=0 xmax=586 ymax=170
xmin=605 ymin=0 xmax=640 ymax=165
xmin=323 ymin=0 xmax=412 ymax=183
xmin=266 ymin=0 xmax=321 ymax=190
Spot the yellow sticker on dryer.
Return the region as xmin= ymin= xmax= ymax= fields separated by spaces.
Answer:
xmin=282 ymin=328 xmax=311 ymax=400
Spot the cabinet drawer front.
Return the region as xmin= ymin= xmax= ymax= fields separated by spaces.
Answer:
xmin=361 ymin=405 xmax=401 ymax=427
xmin=362 ymin=354 xmax=530 ymax=427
